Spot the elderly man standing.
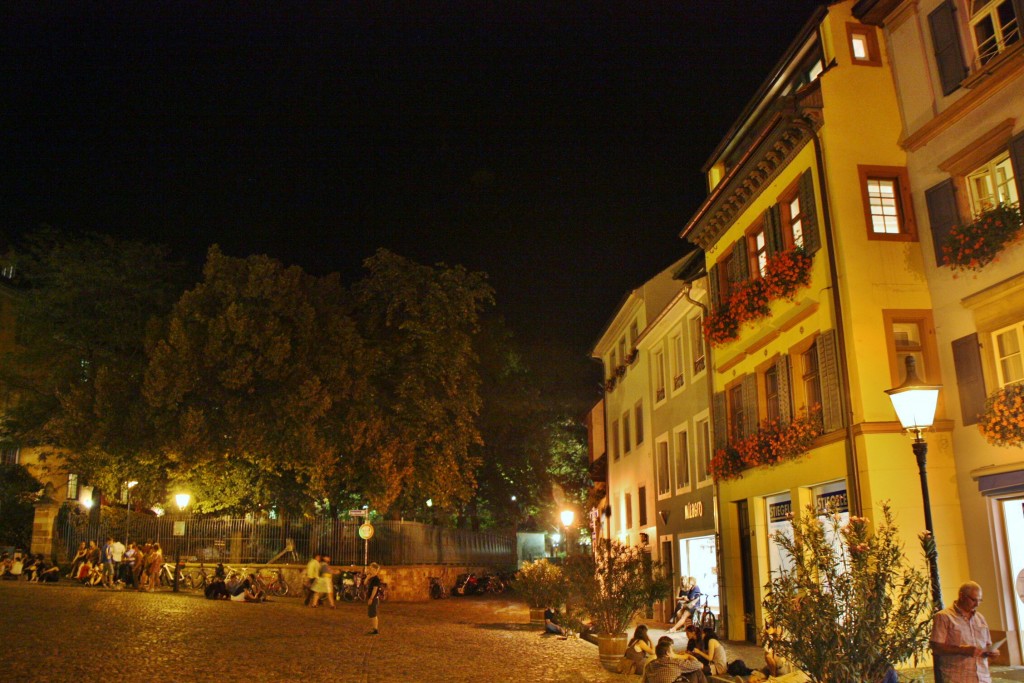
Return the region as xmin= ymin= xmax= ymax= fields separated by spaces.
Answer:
xmin=931 ymin=581 xmax=1002 ymax=682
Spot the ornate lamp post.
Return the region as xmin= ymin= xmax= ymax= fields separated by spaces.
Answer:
xmin=885 ymin=356 xmax=944 ymax=681
xmin=172 ymin=493 xmax=191 ymax=593
xmin=560 ymin=509 xmax=575 ymax=557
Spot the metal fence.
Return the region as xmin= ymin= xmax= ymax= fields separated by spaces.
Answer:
xmin=57 ymin=508 xmax=516 ymax=568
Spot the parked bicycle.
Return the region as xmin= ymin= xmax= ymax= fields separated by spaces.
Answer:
xmin=158 ymin=561 xmax=189 ymax=589
xmin=253 ymin=567 xmax=289 ymax=597
xmin=694 ymin=593 xmax=717 ymax=633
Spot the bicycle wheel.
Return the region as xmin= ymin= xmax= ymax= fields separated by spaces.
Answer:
xmin=341 ymin=586 xmax=357 ymax=602
xmin=273 ymin=577 xmax=289 ymax=597
xmin=181 ymin=572 xmax=195 ymax=590
xmin=700 ymin=609 xmax=716 ymax=633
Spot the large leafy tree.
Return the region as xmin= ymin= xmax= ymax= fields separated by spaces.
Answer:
xmin=0 ymin=463 xmax=42 ymax=548
xmin=349 ymin=249 xmax=493 ymax=516
xmin=0 ymin=229 xmax=187 ymax=501
xmin=143 ymin=246 xmax=367 ymax=514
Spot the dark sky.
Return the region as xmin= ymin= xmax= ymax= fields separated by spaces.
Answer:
xmin=2 ymin=1 xmax=823 ymax=357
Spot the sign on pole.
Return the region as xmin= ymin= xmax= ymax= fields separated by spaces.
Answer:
xmin=349 ymin=509 xmax=367 ymax=518
xmin=173 ymin=521 xmax=186 ymax=537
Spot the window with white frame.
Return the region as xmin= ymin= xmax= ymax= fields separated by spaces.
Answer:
xmin=967 ymin=152 xmax=1018 ymax=216
xmin=671 ymin=334 xmax=685 ymax=390
xmin=654 ymin=350 xmax=667 ymax=402
xmin=690 ymin=315 xmax=706 ymax=374
xmin=66 ymin=473 xmax=79 ymax=500
xmin=629 ymin=321 xmax=639 ymax=347
xmin=994 ymin=321 xmax=1024 ymax=387
xmin=656 ymin=440 xmax=671 ymax=496
xmin=675 ymin=429 xmax=691 ymax=491
xmin=969 ymin=0 xmax=1021 ymax=66
xmin=696 ymin=417 xmax=711 ymax=482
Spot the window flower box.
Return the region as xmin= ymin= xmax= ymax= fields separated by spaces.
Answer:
xmin=942 ymin=203 xmax=1022 ymax=273
xmin=710 ymin=406 xmax=823 ymax=481
xmin=978 ymin=382 xmax=1024 ymax=448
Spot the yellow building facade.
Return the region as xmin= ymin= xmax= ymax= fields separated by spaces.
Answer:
xmin=682 ymin=0 xmax=969 ymax=642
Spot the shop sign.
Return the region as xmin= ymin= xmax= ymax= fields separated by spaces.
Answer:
xmin=816 ymin=489 xmax=849 ymax=514
xmin=684 ymin=501 xmax=703 ymax=520
xmin=769 ymin=500 xmax=792 ymax=523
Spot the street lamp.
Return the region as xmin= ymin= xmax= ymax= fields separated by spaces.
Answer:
xmin=885 ymin=356 xmax=944 ymax=614
xmin=172 ymin=493 xmax=191 ymax=593
xmin=124 ymin=480 xmax=138 ymax=549
xmin=560 ymin=509 xmax=575 ymax=556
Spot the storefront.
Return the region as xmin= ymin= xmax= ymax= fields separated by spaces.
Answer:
xmin=975 ymin=467 xmax=1024 ymax=663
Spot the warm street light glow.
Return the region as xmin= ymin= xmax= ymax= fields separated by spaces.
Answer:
xmin=510 ymin=495 xmax=516 ymax=501
xmin=426 ymin=498 xmax=433 ymax=508
xmin=885 ymin=356 xmax=941 ymax=437
xmin=560 ymin=509 xmax=575 ymax=527
xmin=152 ymin=506 xmax=165 ymax=517
xmin=83 ymin=498 xmax=94 ymax=509
xmin=127 ymin=480 xmax=138 ymax=489
xmin=175 ymin=493 xmax=191 ymax=511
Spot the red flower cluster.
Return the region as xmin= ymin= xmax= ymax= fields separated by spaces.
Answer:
xmin=709 ymin=406 xmax=823 ymax=481
xmin=942 ymin=204 xmax=1022 ymax=273
xmin=703 ymin=248 xmax=813 ymax=347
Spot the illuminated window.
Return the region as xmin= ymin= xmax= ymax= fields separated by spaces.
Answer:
xmin=66 ymin=473 xmax=79 ymax=500
xmin=690 ymin=315 xmax=706 ymax=374
xmin=867 ymin=179 xmax=900 ymax=234
xmin=859 ymin=166 xmax=915 ymax=240
xmin=846 ymin=22 xmax=882 ymax=66
xmin=749 ymin=225 xmax=769 ymax=277
xmin=765 ymin=365 xmax=780 ymax=422
xmin=782 ymin=192 xmax=805 ymax=249
xmin=671 ymin=334 xmax=685 ymax=390
xmin=967 ymin=152 xmax=1018 ymax=216
xmin=654 ymin=350 xmax=667 ymax=402
xmin=970 ymin=0 xmax=1021 ymax=65
xmin=696 ymin=418 xmax=711 ymax=482
xmin=994 ymin=322 xmax=1024 ymax=387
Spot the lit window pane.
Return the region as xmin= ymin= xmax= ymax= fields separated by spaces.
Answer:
xmin=996 ymin=327 xmax=1024 ymax=385
xmin=867 ymin=178 xmax=901 ymax=234
xmin=852 ymin=35 xmax=868 ymax=59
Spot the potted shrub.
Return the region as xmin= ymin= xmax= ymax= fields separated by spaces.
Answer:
xmin=561 ymin=540 xmax=672 ymax=671
xmin=513 ymin=559 xmax=566 ymax=625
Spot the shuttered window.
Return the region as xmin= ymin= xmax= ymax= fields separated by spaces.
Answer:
xmin=712 ymin=391 xmax=728 ymax=452
xmin=765 ymin=366 xmax=780 ymax=422
xmin=925 ymin=179 xmax=960 ymax=266
xmin=676 ymin=429 xmax=691 ymax=491
xmin=952 ymin=333 xmax=988 ymax=426
xmin=817 ymin=329 xmax=845 ymax=433
xmin=776 ymin=354 xmax=793 ymax=424
xmin=697 ymin=417 xmax=712 ymax=482
xmin=728 ymin=385 xmax=745 ymax=442
xmin=928 ymin=0 xmax=967 ymax=95
xmin=657 ymin=441 xmax=671 ymax=496
xmin=742 ymin=374 xmax=759 ymax=437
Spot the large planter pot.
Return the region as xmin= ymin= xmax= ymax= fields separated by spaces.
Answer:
xmin=529 ymin=607 xmax=546 ymax=626
xmin=596 ymin=633 xmax=628 ymax=672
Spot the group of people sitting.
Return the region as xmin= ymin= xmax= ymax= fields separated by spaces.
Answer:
xmin=67 ymin=538 xmax=166 ymax=590
xmin=620 ymin=624 xmax=726 ymax=681
xmin=1 ymin=550 xmax=60 ymax=582
xmin=202 ymin=564 xmax=267 ymax=603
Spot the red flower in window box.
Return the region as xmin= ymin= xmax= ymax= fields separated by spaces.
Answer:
xmin=710 ymin=406 xmax=823 ymax=481
xmin=942 ymin=203 xmax=1022 ymax=273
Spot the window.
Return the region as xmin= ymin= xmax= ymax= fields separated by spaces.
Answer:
xmin=671 ymin=334 xmax=685 ymax=390
xmin=625 ymin=492 xmax=633 ymax=530
xmin=657 ymin=441 xmax=671 ymax=496
xmin=969 ymin=0 xmax=1021 ymax=66
xmin=638 ymin=486 xmax=648 ymax=527
xmin=611 ymin=420 xmax=620 ymax=461
xmin=728 ymin=384 xmax=745 ymax=442
xmin=749 ymin=225 xmax=769 ymax=277
xmin=765 ymin=365 xmax=780 ymax=422
xmin=966 ymin=152 xmax=1018 ymax=216
xmin=630 ymin=322 xmax=639 ymax=347
xmin=619 ymin=337 xmax=627 ymax=365
xmin=696 ymin=418 xmax=711 ymax=482
xmin=609 ymin=350 xmax=617 ymax=375
xmin=1 ymin=445 xmax=20 ymax=465
xmin=803 ymin=341 xmax=822 ymax=409
xmin=654 ymin=350 xmax=667 ymax=402
xmin=622 ymin=412 xmax=631 ymax=453
xmin=782 ymin=189 xmax=805 ymax=249
xmin=690 ymin=315 xmax=706 ymax=374
xmin=66 ymin=473 xmax=79 ymax=501
xmin=993 ymin=322 xmax=1024 ymax=387
xmin=846 ymin=22 xmax=882 ymax=66
xmin=635 ymin=402 xmax=644 ymax=445
xmin=884 ymin=311 xmax=941 ymax=389
xmin=718 ymin=249 xmax=736 ymax=299
xmin=675 ymin=429 xmax=691 ymax=491
xmin=858 ymin=166 xmax=916 ymax=240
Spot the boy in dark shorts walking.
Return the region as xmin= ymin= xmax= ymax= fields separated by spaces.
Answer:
xmin=366 ymin=562 xmax=382 ymax=635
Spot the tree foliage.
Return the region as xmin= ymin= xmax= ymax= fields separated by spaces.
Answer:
xmin=762 ymin=502 xmax=933 ymax=683
xmin=0 ymin=463 xmax=42 ymax=548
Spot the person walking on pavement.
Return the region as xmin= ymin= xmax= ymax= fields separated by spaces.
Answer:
xmin=309 ymin=554 xmax=336 ymax=609
xmin=366 ymin=562 xmax=382 ymax=635
xmin=303 ymin=551 xmax=321 ymax=606
xmin=931 ymin=580 xmax=1001 ymax=682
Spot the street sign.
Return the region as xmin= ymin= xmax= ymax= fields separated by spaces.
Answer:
xmin=358 ymin=523 xmax=374 ymax=540
xmin=173 ymin=521 xmax=186 ymax=537
xmin=349 ymin=509 xmax=367 ymax=517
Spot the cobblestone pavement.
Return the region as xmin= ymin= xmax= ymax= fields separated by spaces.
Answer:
xmin=0 ymin=581 xmax=624 ymax=683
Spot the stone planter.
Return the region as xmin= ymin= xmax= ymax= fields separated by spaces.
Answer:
xmin=596 ymin=633 xmax=627 ymax=672
xmin=529 ymin=607 xmax=546 ymax=626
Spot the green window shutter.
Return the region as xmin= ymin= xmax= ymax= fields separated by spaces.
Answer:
xmin=1010 ymin=129 xmax=1024 ymax=207
xmin=732 ymin=237 xmax=750 ymax=283
xmin=925 ymin=179 xmax=959 ymax=266
xmin=817 ymin=329 xmax=844 ymax=433
xmin=709 ymin=263 xmax=721 ymax=311
xmin=928 ymin=1 xmax=966 ymax=96
xmin=764 ymin=204 xmax=784 ymax=257
xmin=776 ymin=354 xmax=792 ymax=424
xmin=712 ymin=391 xmax=728 ymax=451
xmin=799 ymin=170 xmax=821 ymax=255
xmin=741 ymin=374 xmax=758 ymax=437
xmin=951 ymin=333 xmax=987 ymax=426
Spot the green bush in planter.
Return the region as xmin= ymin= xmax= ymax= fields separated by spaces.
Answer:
xmin=513 ymin=558 xmax=567 ymax=609
xmin=561 ymin=540 xmax=672 ymax=636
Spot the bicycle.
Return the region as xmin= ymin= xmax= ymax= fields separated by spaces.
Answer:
xmin=254 ymin=567 xmax=290 ymax=597
xmin=694 ymin=594 xmax=717 ymax=633
xmin=158 ymin=562 xmax=190 ymax=589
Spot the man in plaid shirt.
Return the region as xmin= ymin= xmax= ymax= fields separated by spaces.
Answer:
xmin=930 ymin=581 xmax=1001 ymax=682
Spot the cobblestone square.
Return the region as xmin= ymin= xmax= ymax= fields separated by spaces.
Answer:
xmin=0 ymin=581 xmax=624 ymax=683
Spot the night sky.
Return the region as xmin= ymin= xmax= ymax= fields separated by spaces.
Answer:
xmin=2 ymin=1 xmax=823 ymax=359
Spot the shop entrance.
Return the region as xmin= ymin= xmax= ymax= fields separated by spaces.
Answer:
xmin=737 ymin=500 xmax=756 ymax=642
xmin=1003 ymin=498 xmax=1024 ymax=662
xmin=677 ymin=533 xmax=720 ymax=622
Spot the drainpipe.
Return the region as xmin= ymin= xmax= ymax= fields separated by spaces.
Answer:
xmin=683 ymin=281 xmax=729 ymax=637
xmin=789 ymin=113 xmax=863 ymax=517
